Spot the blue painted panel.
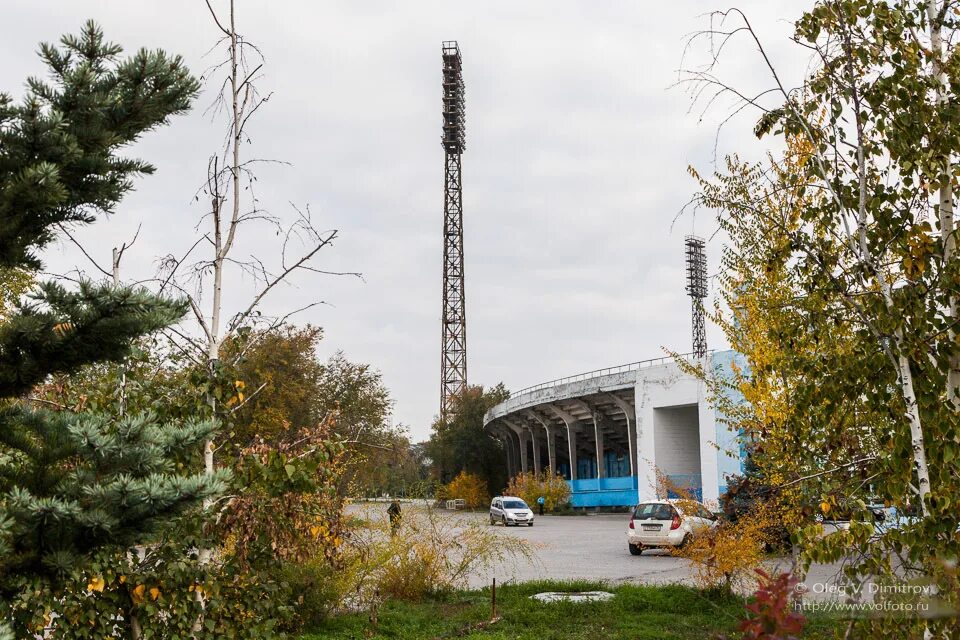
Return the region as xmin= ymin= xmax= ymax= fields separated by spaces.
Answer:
xmin=568 ymin=476 xmax=639 ymax=508
xmin=600 ymin=476 xmax=636 ymax=491
xmin=577 ymin=457 xmax=597 ymax=479
xmin=665 ymin=473 xmax=702 ymax=501
xmin=571 ymin=478 xmax=599 ymax=493
xmin=570 ymin=491 xmax=637 ymax=508
xmin=604 ymin=452 xmax=630 ymax=477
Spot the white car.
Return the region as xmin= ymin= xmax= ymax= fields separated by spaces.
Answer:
xmin=489 ymin=496 xmax=535 ymax=526
xmin=627 ymin=499 xmax=716 ymax=555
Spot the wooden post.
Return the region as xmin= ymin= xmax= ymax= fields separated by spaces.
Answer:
xmin=491 ymin=578 xmax=497 ymax=620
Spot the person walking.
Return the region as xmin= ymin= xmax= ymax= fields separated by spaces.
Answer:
xmin=537 ymin=495 xmax=545 ymax=516
xmin=387 ymin=499 xmax=402 ymax=536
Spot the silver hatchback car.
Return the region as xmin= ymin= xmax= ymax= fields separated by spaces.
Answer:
xmin=627 ymin=499 xmax=716 ymax=554
xmin=489 ymin=496 xmax=535 ymax=526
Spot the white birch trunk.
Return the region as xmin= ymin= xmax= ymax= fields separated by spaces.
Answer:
xmin=896 ymin=350 xmax=931 ymax=518
xmin=927 ymin=2 xmax=960 ymax=409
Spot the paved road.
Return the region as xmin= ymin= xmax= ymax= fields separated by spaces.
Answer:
xmin=351 ymin=504 xmax=704 ymax=588
xmin=352 ymin=503 xmax=846 ymax=596
xmin=467 ymin=512 xmax=696 ymax=589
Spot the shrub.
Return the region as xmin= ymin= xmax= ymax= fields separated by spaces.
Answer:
xmin=504 ymin=471 xmax=571 ymax=512
xmin=738 ymin=570 xmax=806 ymax=640
xmin=720 ymin=470 xmax=796 ymax=552
xmin=675 ymin=516 xmax=767 ymax=593
xmin=442 ymin=471 xmax=490 ymax=509
xmin=218 ymin=422 xmax=348 ymax=570
xmin=214 ymin=421 xmax=349 ymax=632
xmin=4 ymin=541 xmax=292 ymax=639
xmin=338 ymin=504 xmax=536 ymax=608
xmin=278 ymin=558 xmax=341 ymax=630
xmin=661 ymin=469 xmax=783 ymax=594
xmin=673 ymin=497 xmax=784 ymax=594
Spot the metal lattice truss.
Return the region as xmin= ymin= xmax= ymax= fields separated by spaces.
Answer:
xmin=441 ymin=41 xmax=467 ymax=418
xmin=684 ymin=235 xmax=707 ymax=359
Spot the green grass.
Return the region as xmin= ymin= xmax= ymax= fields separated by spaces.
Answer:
xmin=299 ymin=581 xmax=840 ymax=640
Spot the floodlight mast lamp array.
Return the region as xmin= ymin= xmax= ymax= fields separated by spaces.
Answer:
xmin=685 ymin=235 xmax=708 ymax=359
xmin=440 ymin=41 xmax=467 ymax=419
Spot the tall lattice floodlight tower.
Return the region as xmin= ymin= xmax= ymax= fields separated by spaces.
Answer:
xmin=440 ymin=41 xmax=467 ymax=418
xmin=685 ymin=235 xmax=708 ymax=358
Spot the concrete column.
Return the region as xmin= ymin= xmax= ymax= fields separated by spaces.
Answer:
xmin=593 ymin=411 xmax=606 ymax=479
xmin=502 ymin=431 xmax=517 ymax=479
xmin=500 ymin=434 xmax=509 ymax=478
xmin=606 ymin=393 xmax=637 ymax=478
xmin=519 ymin=429 xmax=529 ymax=473
xmin=698 ymin=378 xmax=719 ymax=504
xmin=504 ymin=419 xmax=529 ymax=474
xmin=635 ymin=378 xmax=657 ymax=501
xmin=529 ymin=427 xmax=541 ymax=474
xmin=567 ymin=399 xmax=602 ymax=480
xmin=494 ymin=426 xmax=512 ymax=478
xmin=527 ymin=410 xmax=556 ymax=473
xmin=568 ymin=429 xmax=578 ymax=480
xmin=547 ymin=404 xmax=579 ymax=481
xmin=546 ymin=428 xmax=557 ymax=474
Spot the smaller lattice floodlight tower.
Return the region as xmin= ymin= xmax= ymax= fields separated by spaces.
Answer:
xmin=685 ymin=235 xmax=708 ymax=358
xmin=440 ymin=41 xmax=467 ymax=419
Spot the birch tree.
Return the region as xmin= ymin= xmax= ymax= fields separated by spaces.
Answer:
xmin=686 ymin=2 xmax=960 ymax=635
xmin=160 ymin=0 xmax=355 ymax=477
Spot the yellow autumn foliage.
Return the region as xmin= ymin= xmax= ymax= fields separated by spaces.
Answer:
xmin=441 ymin=471 xmax=489 ymax=509
xmin=504 ymin=470 xmax=571 ymax=511
xmin=0 ymin=267 xmax=33 ymax=321
xmin=86 ymin=576 xmax=105 ymax=593
xmin=659 ymin=468 xmax=799 ymax=595
xmin=674 ymin=498 xmax=784 ymax=593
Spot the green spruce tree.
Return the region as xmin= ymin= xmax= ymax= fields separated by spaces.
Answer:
xmin=0 ymin=20 xmax=226 ymax=605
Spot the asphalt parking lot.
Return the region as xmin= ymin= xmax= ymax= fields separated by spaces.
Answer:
xmin=351 ymin=503 xmax=703 ymax=588
xmin=465 ymin=511 xmax=696 ymax=589
xmin=352 ymin=502 xmax=845 ymax=596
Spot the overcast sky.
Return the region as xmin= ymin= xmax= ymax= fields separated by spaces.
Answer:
xmin=4 ymin=1 xmax=809 ymax=441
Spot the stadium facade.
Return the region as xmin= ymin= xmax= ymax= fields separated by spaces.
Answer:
xmin=483 ymin=350 xmax=745 ymax=508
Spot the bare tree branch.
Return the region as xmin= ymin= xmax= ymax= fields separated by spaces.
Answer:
xmin=56 ymin=224 xmax=112 ymax=279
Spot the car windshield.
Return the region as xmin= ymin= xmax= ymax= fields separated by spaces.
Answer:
xmin=503 ymin=500 xmax=527 ymax=510
xmin=633 ymin=503 xmax=676 ymax=521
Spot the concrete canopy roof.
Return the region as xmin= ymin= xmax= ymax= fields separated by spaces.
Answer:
xmin=483 ymin=355 xmax=700 ymax=448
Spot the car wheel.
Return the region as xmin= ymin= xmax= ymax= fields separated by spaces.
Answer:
xmin=677 ymin=534 xmax=690 ymax=550
xmin=489 ymin=516 xmax=495 ymax=526
xmin=502 ymin=515 xmax=508 ymax=527
xmin=629 ymin=544 xmax=643 ymax=556
xmin=528 ymin=522 xmax=534 ymax=527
